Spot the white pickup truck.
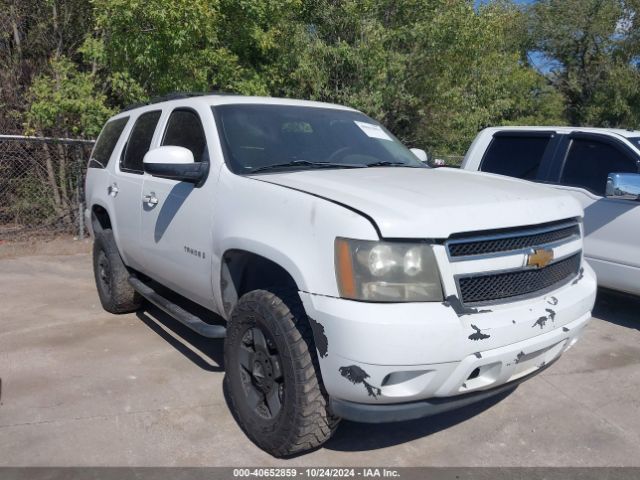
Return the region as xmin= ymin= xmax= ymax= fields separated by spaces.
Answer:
xmin=85 ymin=95 xmax=596 ymax=457
xmin=462 ymin=127 xmax=640 ymax=297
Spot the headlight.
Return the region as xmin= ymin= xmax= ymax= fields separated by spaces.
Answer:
xmin=335 ymin=238 xmax=443 ymax=302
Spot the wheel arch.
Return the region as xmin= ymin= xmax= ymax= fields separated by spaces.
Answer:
xmin=91 ymin=202 xmax=112 ymax=234
xmin=220 ymin=247 xmax=304 ymax=317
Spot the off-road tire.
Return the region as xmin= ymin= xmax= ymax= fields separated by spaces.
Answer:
xmin=93 ymin=229 xmax=142 ymax=314
xmin=224 ymin=289 xmax=339 ymax=457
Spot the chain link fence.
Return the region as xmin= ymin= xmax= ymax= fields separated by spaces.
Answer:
xmin=0 ymin=136 xmax=463 ymax=242
xmin=0 ymin=135 xmax=94 ymax=241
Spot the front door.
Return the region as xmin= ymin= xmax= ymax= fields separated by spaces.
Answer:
xmin=553 ymin=134 xmax=640 ymax=293
xmin=140 ymin=107 xmax=217 ymax=309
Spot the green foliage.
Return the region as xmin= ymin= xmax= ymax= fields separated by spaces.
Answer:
xmin=528 ymin=0 xmax=640 ymax=127
xmin=25 ymin=57 xmax=113 ymax=138
xmin=6 ymin=0 xmax=640 ymax=154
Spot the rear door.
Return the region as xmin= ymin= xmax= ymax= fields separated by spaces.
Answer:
xmin=478 ymin=131 xmax=558 ymax=181
xmin=550 ymin=133 xmax=640 ymax=293
xmin=140 ymin=107 xmax=217 ymax=309
xmin=109 ymin=110 xmax=162 ymax=271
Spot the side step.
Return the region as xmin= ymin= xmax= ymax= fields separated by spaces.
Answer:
xmin=128 ymin=276 xmax=226 ymax=338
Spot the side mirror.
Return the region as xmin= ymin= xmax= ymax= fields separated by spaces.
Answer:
xmin=143 ymin=146 xmax=207 ymax=185
xmin=605 ymin=172 xmax=640 ymax=201
xmin=410 ymin=148 xmax=429 ymax=163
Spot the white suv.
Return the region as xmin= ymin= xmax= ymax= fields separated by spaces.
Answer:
xmin=462 ymin=126 xmax=640 ymax=297
xmin=85 ymin=94 xmax=596 ymax=457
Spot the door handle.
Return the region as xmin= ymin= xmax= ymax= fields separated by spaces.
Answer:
xmin=143 ymin=193 xmax=158 ymax=207
xmin=107 ymin=183 xmax=119 ymax=197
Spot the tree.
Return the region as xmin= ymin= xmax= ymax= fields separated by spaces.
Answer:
xmin=24 ymin=57 xmax=112 ymax=224
xmin=528 ymin=0 xmax=640 ymax=127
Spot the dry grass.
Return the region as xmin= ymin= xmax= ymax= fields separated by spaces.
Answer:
xmin=0 ymin=235 xmax=91 ymax=259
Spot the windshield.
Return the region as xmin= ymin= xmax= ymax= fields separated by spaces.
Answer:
xmin=212 ymin=104 xmax=425 ymax=174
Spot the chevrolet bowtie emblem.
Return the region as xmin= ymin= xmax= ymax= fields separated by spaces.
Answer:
xmin=527 ymin=248 xmax=554 ymax=269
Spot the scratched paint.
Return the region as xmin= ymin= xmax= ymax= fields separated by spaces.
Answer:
xmin=443 ymin=295 xmax=491 ymax=316
xmin=532 ymin=316 xmax=548 ymax=329
xmin=468 ymin=324 xmax=490 ymax=341
xmin=572 ymin=267 xmax=585 ymax=285
xmin=339 ymin=365 xmax=381 ymax=399
xmin=308 ymin=317 xmax=328 ymax=358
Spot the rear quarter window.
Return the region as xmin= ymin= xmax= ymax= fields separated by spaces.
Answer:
xmin=480 ymin=134 xmax=552 ymax=180
xmin=89 ymin=117 xmax=129 ymax=168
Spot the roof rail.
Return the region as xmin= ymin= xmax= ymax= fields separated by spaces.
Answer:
xmin=122 ymin=91 xmax=238 ymax=112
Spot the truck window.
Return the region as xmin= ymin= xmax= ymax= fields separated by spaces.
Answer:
xmin=162 ymin=109 xmax=207 ymax=162
xmin=561 ymin=138 xmax=638 ymax=196
xmin=481 ymin=135 xmax=551 ymax=180
xmin=90 ymin=117 xmax=129 ymax=168
xmin=121 ymin=110 xmax=162 ymax=174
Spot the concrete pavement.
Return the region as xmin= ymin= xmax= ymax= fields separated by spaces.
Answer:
xmin=1 ymin=252 xmax=639 ymax=466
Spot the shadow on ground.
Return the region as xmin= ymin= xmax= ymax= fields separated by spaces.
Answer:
xmin=136 ymin=305 xmax=225 ymax=372
xmin=324 ymin=388 xmax=513 ymax=452
xmin=593 ymin=289 xmax=640 ymax=331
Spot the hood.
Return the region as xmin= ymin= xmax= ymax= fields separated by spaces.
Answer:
xmin=252 ymin=167 xmax=583 ymax=238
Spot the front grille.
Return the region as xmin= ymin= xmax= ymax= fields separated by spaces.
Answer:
xmin=448 ymin=221 xmax=580 ymax=258
xmin=458 ymin=253 xmax=581 ymax=305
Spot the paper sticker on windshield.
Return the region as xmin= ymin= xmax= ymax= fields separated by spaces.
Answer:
xmin=354 ymin=121 xmax=393 ymax=141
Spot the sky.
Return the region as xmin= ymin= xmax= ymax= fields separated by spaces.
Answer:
xmin=474 ymin=0 xmax=555 ymax=74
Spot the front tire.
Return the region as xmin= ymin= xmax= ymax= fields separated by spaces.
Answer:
xmin=92 ymin=229 xmax=142 ymax=314
xmin=224 ymin=289 xmax=338 ymax=457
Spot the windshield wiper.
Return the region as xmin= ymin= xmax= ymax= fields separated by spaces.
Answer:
xmin=250 ymin=160 xmax=366 ymax=173
xmin=365 ymin=161 xmax=412 ymax=167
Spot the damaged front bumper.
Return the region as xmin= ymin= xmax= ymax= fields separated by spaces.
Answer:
xmin=329 ymin=357 xmax=556 ymax=423
xmin=298 ymin=262 xmax=596 ymax=417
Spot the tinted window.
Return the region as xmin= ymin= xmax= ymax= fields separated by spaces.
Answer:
xmin=121 ymin=111 xmax=161 ymax=173
xmin=627 ymin=137 xmax=640 ymax=150
xmin=481 ymin=135 xmax=551 ymax=180
xmin=561 ymin=138 xmax=638 ymax=195
xmin=162 ymin=109 xmax=207 ymax=162
xmin=213 ymin=104 xmax=424 ymax=174
xmin=90 ymin=117 xmax=128 ymax=168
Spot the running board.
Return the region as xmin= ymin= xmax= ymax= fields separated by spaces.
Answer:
xmin=128 ymin=276 xmax=226 ymax=338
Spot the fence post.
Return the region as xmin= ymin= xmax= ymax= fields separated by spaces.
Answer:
xmin=77 ymin=185 xmax=84 ymax=239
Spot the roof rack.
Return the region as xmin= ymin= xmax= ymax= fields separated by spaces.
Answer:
xmin=122 ymin=91 xmax=238 ymax=112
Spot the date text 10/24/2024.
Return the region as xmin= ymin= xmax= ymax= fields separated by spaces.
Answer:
xmin=232 ymin=468 xmax=401 ymax=478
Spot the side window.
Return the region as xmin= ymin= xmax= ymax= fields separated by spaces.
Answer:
xmin=121 ymin=110 xmax=162 ymax=173
xmin=90 ymin=117 xmax=129 ymax=168
xmin=561 ymin=138 xmax=638 ymax=196
xmin=162 ymin=109 xmax=208 ymax=162
xmin=481 ymin=135 xmax=552 ymax=180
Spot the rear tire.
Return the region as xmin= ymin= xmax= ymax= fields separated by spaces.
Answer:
xmin=93 ymin=229 xmax=142 ymax=314
xmin=224 ymin=289 xmax=339 ymax=457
